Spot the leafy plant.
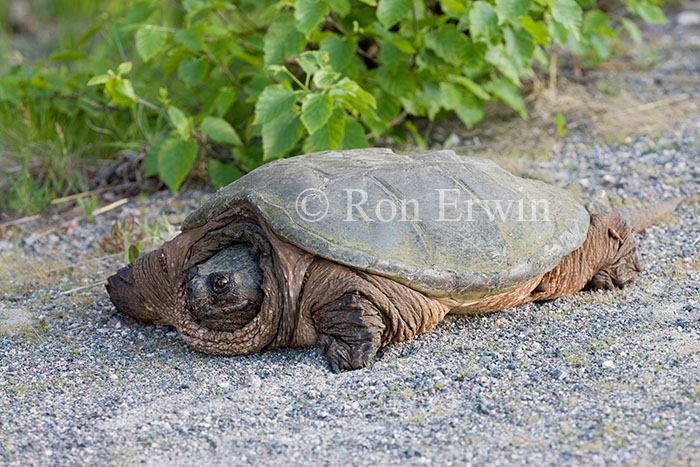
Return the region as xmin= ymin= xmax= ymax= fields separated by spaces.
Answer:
xmin=76 ymin=194 xmax=98 ymax=221
xmin=1 ymin=0 xmax=668 ymax=204
xmin=97 ymin=217 xmax=144 ymax=263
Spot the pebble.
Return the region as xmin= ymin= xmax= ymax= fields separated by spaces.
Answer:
xmin=677 ymin=11 xmax=700 ymax=26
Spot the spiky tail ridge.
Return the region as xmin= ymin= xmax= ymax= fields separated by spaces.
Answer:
xmin=615 ymin=198 xmax=684 ymax=232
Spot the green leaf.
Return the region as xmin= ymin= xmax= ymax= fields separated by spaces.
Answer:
xmin=168 ymin=106 xmax=190 ymax=139
xmin=338 ymin=120 xmax=369 ymax=149
xmin=124 ymin=1 xmax=156 ymax=25
xmin=321 ymin=36 xmax=357 ymax=72
xmin=486 ymin=77 xmax=527 ymax=118
xmin=295 ymin=0 xmax=329 ymax=37
xmin=329 ymin=78 xmax=377 ymax=115
xmin=105 ymin=78 xmax=138 ymax=107
xmin=117 ymin=62 xmax=133 ymax=75
xmin=174 ymin=29 xmax=203 ymax=52
xmin=549 ymin=20 xmax=569 ymax=46
xmin=144 ymin=137 xmax=164 ymax=177
xmin=49 ymin=50 xmax=88 ymax=61
xmin=177 ymin=57 xmax=209 ymax=86
xmin=304 ymin=108 xmax=346 ymax=152
xmin=163 ymin=48 xmax=189 ymax=78
xmin=424 ymin=25 xmax=468 ymax=65
xmin=550 ymin=0 xmax=582 ymax=37
xmin=377 ymin=0 xmax=411 ymax=29
xmin=440 ymin=82 xmax=485 ymax=129
xmin=327 ymin=0 xmax=350 ymax=15
xmin=554 ymin=112 xmax=567 ymax=135
xmin=313 ymin=70 xmax=340 ymax=88
xmin=78 ymin=24 xmax=103 ymax=46
xmin=495 ymin=0 xmax=530 ymax=24
xmin=208 ymin=159 xmax=241 ymax=189
xmin=158 ymin=137 xmax=198 ymax=193
xmin=620 ymin=17 xmax=642 ymax=44
xmin=201 ymin=116 xmax=242 ymax=146
xmin=262 ymin=113 xmax=304 ymax=160
xmin=215 ymin=87 xmax=236 ymax=117
xmin=519 ymin=16 xmax=550 ymax=46
xmin=504 ymin=26 xmax=535 ymax=68
xmin=377 ymin=63 xmax=414 ymax=97
xmin=485 ymin=44 xmax=521 ymax=84
xmin=469 ymin=2 xmax=499 ymax=40
xmin=583 ymin=10 xmax=611 ymax=34
xmin=254 ymin=85 xmax=297 ymax=125
xmin=264 ymin=15 xmax=306 ymax=65
xmin=135 ymin=27 xmax=168 ymax=62
xmin=636 ymin=3 xmax=666 ymax=24
xmin=301 ymin=93 xmax=333 ymax=135
xmin=87 ymin=74 xmax=109 ymax=86
xmin=297 ymin=51 xmax=325 ymax=75
xmin=128 ymin=243 xmax=141 ymax=263
xmin=447 ymin=76 xmax=490 ymax=100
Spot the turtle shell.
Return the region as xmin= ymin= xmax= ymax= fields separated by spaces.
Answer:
xmin=183 ymin=149 xmax=589 ymax=301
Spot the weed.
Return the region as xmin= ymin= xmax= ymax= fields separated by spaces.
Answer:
xmin=97 ymin=217 xmax=144 ymax=263
xmin=76 ymin=194 xmax=98 ymax=221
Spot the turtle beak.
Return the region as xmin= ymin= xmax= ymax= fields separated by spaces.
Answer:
xmin=106 ymin=265 xmax=156 ymax=323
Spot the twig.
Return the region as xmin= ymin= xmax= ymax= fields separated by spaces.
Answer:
xmin=62 ymin=281 xmax=106 ymax=295
xmin=0 ymin=214 xmax=40 ymax=227
xmin=92 ymin=198 xmax=129 ymax=217
xmin=51 ymin=189 xmax=101 ymax=205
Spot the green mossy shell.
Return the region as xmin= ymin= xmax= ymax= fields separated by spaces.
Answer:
xmin=183 ymin=149 xmax=590 ymax=300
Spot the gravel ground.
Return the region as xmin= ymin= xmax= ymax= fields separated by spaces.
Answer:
xmin=2 ymin=9 xmax=700 ymax=467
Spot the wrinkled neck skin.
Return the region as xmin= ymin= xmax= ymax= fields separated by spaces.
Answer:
xmin=107 ymin=203 xmax=315 ymax=355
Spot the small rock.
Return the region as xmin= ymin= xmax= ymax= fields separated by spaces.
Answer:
xmin=602 ymin=360 xmax=615 ymax=369
xmin=602 ymin=174 xmax=617 ymax=185
xmin=247 ymin=375 xmax=262 ymax=389
xmin=0 ymin=240 xmax=13 ymax=251
xmin=445 ymin=133 xmax=461 ymax=148
xmin=218 ymin=379 xmax=230 ymax=389
xmin=677 ymin=11 xmax=700 ymax=26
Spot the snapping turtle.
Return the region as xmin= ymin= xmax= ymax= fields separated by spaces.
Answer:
xmin=106 ymin=149 xmax=681 ymax=372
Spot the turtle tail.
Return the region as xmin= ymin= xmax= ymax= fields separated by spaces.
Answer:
xmin=614 ymin=197 xmax=683 ymax=232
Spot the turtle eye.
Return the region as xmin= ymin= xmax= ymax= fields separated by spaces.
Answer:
xmin=210 ymin=274 xmax=230 ymax=293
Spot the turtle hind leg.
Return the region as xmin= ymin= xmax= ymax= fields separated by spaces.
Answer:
xmin=585 ymin=236 xmax=643 ymax=291
xmin=314 ymin=291 xmax=385 ymax=373
xmin=584 ymin=213 xmax=644 ymax=291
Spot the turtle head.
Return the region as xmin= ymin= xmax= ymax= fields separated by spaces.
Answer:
xmin=185 ymin=243 xmax=263 ymax=331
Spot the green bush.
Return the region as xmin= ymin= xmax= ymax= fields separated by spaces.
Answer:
xmin=0 ymin=0 xmax=666 ymax=204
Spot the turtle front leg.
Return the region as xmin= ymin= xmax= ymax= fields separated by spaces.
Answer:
xmin=313 ymin=291 xmax=385 ymax=373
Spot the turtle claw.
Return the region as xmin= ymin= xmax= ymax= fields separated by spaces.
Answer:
xmin=318 ymin=334 xmax=377 ymax=373
xmin=313 ymin=291 xmax=385 ymax=373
